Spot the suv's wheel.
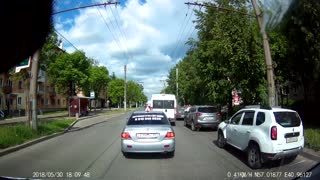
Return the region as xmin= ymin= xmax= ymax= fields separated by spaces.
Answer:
xmin=247 ymin=143 xmax=262 ymax=169
xmin=184 ymin=120 xmax=187 ymax=127
xmin=217 ymin=131 xmax=226 ymax=148
xmin=191 ymin=122 xmax=196 ymax=131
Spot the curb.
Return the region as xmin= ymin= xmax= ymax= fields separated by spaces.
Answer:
xmin=301 ymin=148 xmax=320 ymax=162
xmin=0 ymin=131 xmax=65 ymax=157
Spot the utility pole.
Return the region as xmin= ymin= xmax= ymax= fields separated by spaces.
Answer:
xmin=251 ymin=0 xmax=276 ymax=106
xmin=185 ymin=1 xmax=276 ymax=106
xmin=160 ymin=80 xmax=166 ymax=93
xmin=29 ymin=50 xmax=40 ymax=130
xmin=176 ymin=68 xmax=179 ymax=98
xmin=124 ymin=64 xmax=127 ymax=111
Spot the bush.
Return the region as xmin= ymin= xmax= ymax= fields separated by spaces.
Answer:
xmin=304 ymin=128 xmax=320 ymax=151
xmin=0 ymin=119 xmax=74 ymax=150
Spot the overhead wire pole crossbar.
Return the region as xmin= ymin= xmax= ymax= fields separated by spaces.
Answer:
xmin=52 ymin=2 xmax=120 ymax=15
xmin=184 ymin=2 xmax=255 ymax=18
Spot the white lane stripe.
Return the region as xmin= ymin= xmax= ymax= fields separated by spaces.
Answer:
xmin=289 ymin=160 xmax=306 ymax=167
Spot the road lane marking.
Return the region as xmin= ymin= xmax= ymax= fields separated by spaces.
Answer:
xmin=288 ymin=160 xmax=306 ymax=167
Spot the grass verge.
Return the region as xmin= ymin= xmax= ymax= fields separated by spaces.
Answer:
xmin=304 ymin=128 xmax=320 ymax=151
xmin=0 ymin=119 xmax=75 ymax=150
xmin=103 ymin=108 xmax=136 ymax=115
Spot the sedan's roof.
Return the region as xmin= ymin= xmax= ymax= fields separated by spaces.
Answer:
xmin=133 ymin=110 xmax=165 ymax=114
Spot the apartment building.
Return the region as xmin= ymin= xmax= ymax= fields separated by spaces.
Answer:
xmin=0 ymin=69 xmax=67 ymax=115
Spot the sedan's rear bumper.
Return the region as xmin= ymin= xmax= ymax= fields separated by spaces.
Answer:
xmin=121 ymin=139 xmax=175 ymax=153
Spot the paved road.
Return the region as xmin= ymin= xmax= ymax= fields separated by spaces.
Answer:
xmin=0 ymin=112 xmax=318 ymax=180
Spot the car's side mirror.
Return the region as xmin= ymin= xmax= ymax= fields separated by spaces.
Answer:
xmin=225 ymin=120 xmax=230 ymax=124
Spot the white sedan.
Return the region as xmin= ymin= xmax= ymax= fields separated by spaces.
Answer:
xmin=121 ymin=111 xmax=175 ymax=158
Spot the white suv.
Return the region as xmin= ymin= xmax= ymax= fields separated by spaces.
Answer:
xmin=217 ymin=105 xmax=304 ymax=169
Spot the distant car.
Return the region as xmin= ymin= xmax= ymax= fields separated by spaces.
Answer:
xmin=184 ymin=105 xmax=222 ymax=131
xmin=175 ymin=107 xmax=185 ymax=120
xmin=121 ymin=111 xmax=175 ymax=158
xmin=217 ymin=105 xmax=304 ymax=169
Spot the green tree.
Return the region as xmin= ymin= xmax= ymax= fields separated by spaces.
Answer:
xmin=84 ymin=65 xmax=110 ymax=109
xmin=47 ymin=51 xmax=92 ymax=97
xmin=108 ymin=78 xmax=124 ymax=107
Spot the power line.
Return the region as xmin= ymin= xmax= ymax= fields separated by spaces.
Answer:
xmin=175 ymin=6 xmax=202 ymax=57
xmin=169 ymin=7 xmax=192 ymax=59
xmin=107 ymin=5 xmax=133 ymax=61
xmin=54 ymin=29 xmax=79 ymax=51
xmin=112 ymin=6 xmax=134 ymax=60
xmin=96 ymin=7 xmax=130 ymax=61
xmin=170 ymin=5 xmax=196 ymax=60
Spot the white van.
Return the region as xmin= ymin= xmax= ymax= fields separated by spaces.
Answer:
xmin=150 ymin=94 xmax=177 ymax=126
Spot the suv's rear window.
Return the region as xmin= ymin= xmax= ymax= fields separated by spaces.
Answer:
xmin=127 ymin=113 xmax=170 ymax=125
xmin=273 ymin=112 xmax=301 ymax=127
xmin=198 ymin=107 xmax=218 ymax=113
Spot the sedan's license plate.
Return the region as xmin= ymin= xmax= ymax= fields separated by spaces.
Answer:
xmin=286 ymin=137 xmax=298 ymax=143
xmin=205 ymin=117 xmax=214 ymax=120
xmin=137 ymin=133 xmax=159 ymax=138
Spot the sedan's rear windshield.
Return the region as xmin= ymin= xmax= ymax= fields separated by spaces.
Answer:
xmin=127 ymin=113 xmax=170 ymax=125
xmin=198 ymin=107 xmax=218 ymax=113
xmin=273 ymin=112 xmax=301 ymax=127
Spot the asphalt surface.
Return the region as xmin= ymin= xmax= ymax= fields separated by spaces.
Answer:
xmin=0 ymin=112 xmax=318 ymax=180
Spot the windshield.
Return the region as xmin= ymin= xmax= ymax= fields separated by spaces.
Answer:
xmin=127 ymin=113 xmax=169 ymax=125
xmin=0 ymin=0 xmax=319 ymax=179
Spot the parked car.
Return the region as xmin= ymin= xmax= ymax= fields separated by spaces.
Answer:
xmin=175 ymin=107 xmax=185 ymax=120
xmin=217 ymin=105 xmax=304 ymax=169
xmin=184 ymin=105 xmax=221 ymax=131
xmin=121 ymin=111 xmax=175 ymax=158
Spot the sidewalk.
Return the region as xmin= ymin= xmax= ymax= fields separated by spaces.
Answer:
xmin=0 ymin=108 xmax=112 ymax=126
xmin=0 ymin=112 xmax=69 ymax=126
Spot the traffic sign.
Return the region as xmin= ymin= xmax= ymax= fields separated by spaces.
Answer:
xmin=90 ymin=91 xmax=95 ymax=99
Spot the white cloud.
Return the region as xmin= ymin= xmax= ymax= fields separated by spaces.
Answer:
xmin=54 ymin=0 xmax=200 ymax=99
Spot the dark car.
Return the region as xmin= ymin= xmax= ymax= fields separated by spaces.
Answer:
xmin=175 ymin=107 xmax=185 ymax=120
xmin=184 ymin=105 xmax=221 ymax=131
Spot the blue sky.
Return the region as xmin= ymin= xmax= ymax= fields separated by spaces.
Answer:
xmin=53 ymin=0 xmax=204 ymax=99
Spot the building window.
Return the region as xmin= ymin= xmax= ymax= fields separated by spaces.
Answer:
xmin=63 ymin=99 xmax=66 ymax=105
xmin=58 ymin=99 xmax=60 ymax=105
xmin=18 ymin=97 xmax=22 ymax=105
xmin=0 ymin=78 xmax=3 ymax=87
xmin=18 ymin=81 xmax=23 ymax=89
xmin=0 ymin=97 xmax=2 ymax=105
xmin=6 ymin=79 xmax=12 ymax=87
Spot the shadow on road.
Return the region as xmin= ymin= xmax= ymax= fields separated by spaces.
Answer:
xmin=124 ymin=153 xmax=174 ymax=160
xmin=212 ymin=140 xmax=295 ymax=170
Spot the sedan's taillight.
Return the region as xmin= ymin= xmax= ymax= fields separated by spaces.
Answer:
xmin=165 ymin=132 xmax=175 ymax=139
xmin=271 ymin=126 xmax=277 ymax=140
xmin=121 ymin=132 xmax=131 ymax=139
xmin=196 ymin=112 xmax=202 ymax=117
